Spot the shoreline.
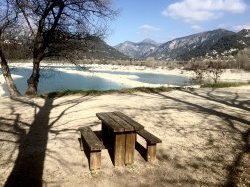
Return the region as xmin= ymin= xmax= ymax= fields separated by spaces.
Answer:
xmin=1 ymin=63 xmax=250 ymax=96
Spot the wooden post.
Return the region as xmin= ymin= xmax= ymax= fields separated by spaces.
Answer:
xmin=125 ymin=133 xmax=136 ymax=165
xmin=114 ymin=133 xmax=126 ymax=166
xmin=89 ymin=151 xmax=101 ymax=170
xmin=101 ymin=122 xmax=108 ymax=146
xmin=147 ymin=143 xmax=156 ymax=162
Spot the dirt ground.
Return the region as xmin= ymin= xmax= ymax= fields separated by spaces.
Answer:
xmin=0 ymin=86 xmax=249 ymax=186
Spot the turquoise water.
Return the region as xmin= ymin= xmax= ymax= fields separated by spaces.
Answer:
xmin=7 ymin=68 xmax=123 ymax=95
xmin=1 ymin=66 xmax=191 ymax=95
xmin=93 ymin=70 xmax=190 ymax=86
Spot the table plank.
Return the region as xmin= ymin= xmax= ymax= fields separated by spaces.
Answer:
xmin=114 ymin=111 xmax=144 ymax=131
xmin=96 ymin=112 xmax=124 ymax=132
xmin=107 ymin=112 xmax=134 ymax=132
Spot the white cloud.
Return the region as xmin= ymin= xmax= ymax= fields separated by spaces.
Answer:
xmin=233 ymin=23 xmax=250 ymax=31
xmin=191 ymin=25 xmax=204 ymax=32
xmin=162 ymin=0 xmax=247 ymax=23
xmin=218 ymin=23 xmax=229 ymax=29
xmin=138 ymin=25 xmax=160 ymax=35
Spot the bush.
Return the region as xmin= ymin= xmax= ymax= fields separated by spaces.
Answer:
xmin=206 ymin=61 xmax=225 ymax=83
xmin=201 ymin=82 xmax=250 ymax=88
xmin=236 ymin=48 xmax=250 ymax=71
xmin=190 ymin=60 xmax=225 ymax=84
xmin=189 ymin=61 xmax=208 ymax=84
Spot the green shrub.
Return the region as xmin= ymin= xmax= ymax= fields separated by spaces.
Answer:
xmin=201 ymin=81 xmax=250 ymax=88
xmin=42 ymin=86 xmax=173 ymax=98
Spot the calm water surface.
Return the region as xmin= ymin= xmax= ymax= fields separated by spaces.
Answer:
xmin=1 ymin=66 xmax=191 ymax=95
xmin=94 ymin=70 xmax=190 ymax=86
xmin=9 ymin=67 xmax=123 ymax=95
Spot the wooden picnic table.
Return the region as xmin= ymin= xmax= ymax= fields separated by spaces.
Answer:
xmin=96 ymin=111 xmax=144 ymax=166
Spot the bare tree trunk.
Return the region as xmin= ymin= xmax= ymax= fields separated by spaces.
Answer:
xmin=25 ymin=33 xmax=44 ymax=96
xmin=0 ymin=48 xmax=21 ymax=97
xmin=25 ymin=58 xmax=40 ymax=96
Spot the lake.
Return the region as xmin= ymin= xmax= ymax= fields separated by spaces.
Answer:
xmin=0 ymin=65 xmax=191 ymax=95
xmin=93 ymin=70 xmax=190 ymax=85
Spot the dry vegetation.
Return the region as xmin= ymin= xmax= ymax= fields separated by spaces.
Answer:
xmin=72 ymin=48 xmax=250 ymax=73
xmin=236 ymin=48 xmax=250 ymax=70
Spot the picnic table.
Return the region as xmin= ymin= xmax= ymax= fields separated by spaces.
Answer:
xmin=79 ymin=111 xmax=162 ymax=170
xmin=96 ymin=111 xmax=144 ymax=166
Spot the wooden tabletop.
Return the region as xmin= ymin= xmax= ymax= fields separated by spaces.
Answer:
xmin=96 ymin=111 xmax=144 ymax=132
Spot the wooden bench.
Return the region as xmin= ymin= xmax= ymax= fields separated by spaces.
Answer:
xmin=137 ymin=129 xmax=162 ymax=162
xmin=78 ymin=127 xmax=104 ymax=171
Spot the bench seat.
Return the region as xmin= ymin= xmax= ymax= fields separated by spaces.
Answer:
xmin=137 ymin=129 xmax=162 ymax=162
xmin=78 ymin=127 xmax=104 ymax=171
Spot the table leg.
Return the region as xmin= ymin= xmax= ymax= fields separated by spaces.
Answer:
xmin=125 ymin=133 xmax=136 ymax=165
xmin=114 ymin=133 xmax=126 ymax=166
xmin=101 ymin=122 xmax=106 ymax=145
xmin=102 ymin=122 xmax=112 ymax=147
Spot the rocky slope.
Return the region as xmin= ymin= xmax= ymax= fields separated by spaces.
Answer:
xmin=115 ymin=29 xmax=250 ymax=61
xmin=114 ymin=39 xmax=160 ymax=59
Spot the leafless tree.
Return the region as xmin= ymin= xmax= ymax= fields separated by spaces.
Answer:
xmin=190 ymin=60 xmax=208 ymax=84
xmin=206 ymin=60 xmax=224 ymax=83
xmin=0 ymin=0 xmax=21 ymax=97
xmin=13 ymin=0 xmax=117 ymax=96
xmin=190 ymin=60 xmax=225 ymax=84
xmin=236 ymin=48 xmax=250 ymax=71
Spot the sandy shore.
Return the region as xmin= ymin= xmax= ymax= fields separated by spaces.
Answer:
xmin=0 ymin=86 xmax=249 ymax=186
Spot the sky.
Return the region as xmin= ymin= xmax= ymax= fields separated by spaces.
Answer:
xmin=105 ymin=0 xmax=250 ymax=46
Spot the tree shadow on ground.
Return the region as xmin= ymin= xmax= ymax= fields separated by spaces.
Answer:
xmin=152 ymin=89 xmax=249 ymax=187
xmin=180 ymin=88 xmax=250 ymax=112
xmin=1 ymin=88 xmax=249 ymax=186
xmin=2 ymin=95 xmax=95 ymax=187
xmin=4 ymin=98 xmax=53 ymax=187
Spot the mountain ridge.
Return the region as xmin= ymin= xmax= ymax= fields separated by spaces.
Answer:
xmin=114 ymin=39 xmax=160 ymax=59
xmin=114 ymin=28 xmax=250 ymax=60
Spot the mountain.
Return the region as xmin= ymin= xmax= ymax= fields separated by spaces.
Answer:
xmin=150 ymin=29 xmax=235 ymax=60
xmin=238 ymin=29 xmax=250 ymax=37
xmin=115 ymin=29 xmax=250 ymax=61
xmin=114 ymin=39 xmax=160 ymax=59
xmin=71 ymin=36 xmax=130 ymax=60
xmin=4 ymin=28 xmax=250 ymax=61
xmin=180 ymin=29 xmax=250 ymax=60
xmin=3 ymin=34 xmax=129 ymax=61
xmin=207 ymin=29 xmax=250 ymax=56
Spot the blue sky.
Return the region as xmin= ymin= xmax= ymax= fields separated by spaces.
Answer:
xmin=105 ymin=0 xmax=250 ymax=46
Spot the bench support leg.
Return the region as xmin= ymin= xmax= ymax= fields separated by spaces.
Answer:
xmin=79 ymin=137 xmax=83 ymax=151
xmin=147 ymin=143 xmax=156 ymax=162
xmin=89 ymin=151 xmax=101 ymax=171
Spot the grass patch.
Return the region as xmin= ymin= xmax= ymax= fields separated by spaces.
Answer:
xmin=201 ymin=81 xmax=250 ymax=88
xmin=41 ymin=86 xmax=174 ymax=98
